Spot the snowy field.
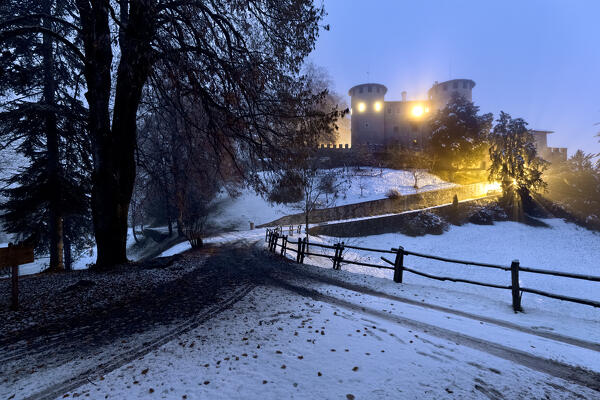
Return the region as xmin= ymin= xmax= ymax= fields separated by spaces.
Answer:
xmin=57 ymin=282 xmax=600 ymax=400
xmin=208 ymin=167 xmax=453 ymax=230
xmin=295 ymin=218 xmax=600 ymax=334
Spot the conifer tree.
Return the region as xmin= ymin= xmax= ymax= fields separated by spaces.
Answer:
xmin=488 ymin=111 xmax=548 ymax=217
xmin=428 ymin=95 xmax=493 ymax=171
xmin=0 ymin=0 xmax=93 ymax=271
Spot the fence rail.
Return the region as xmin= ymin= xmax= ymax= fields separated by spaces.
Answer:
xmin=265 ymin=228 xmax=600 ymax=311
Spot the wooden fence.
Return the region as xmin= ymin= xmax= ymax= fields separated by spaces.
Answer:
xmin=265 ymin=228 xmax=600 ymax=312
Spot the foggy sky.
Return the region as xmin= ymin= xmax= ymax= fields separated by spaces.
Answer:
xmin=310 ymin=0 xmax=600 ymax=155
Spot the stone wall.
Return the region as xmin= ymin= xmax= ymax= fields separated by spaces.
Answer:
xmin=259 ymin=182 xmax=491 ymax=227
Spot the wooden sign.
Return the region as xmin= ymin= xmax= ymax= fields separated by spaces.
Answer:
xmin=0 ymin=245 xmax=34 ymax=268
xmin=1 ymin=244 xmax=34 ymax=311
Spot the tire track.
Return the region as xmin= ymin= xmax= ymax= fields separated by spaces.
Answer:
xmin=265 ymin=275 xmax=600 ymax=393
xmin=274 ymin=265 xmax=600 ymax=353
xmin=24 ymin=283 xmax=255 ymax=400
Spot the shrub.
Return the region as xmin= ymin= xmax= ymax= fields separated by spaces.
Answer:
xmin=268 ymin=171 xmax=304 ymax=204
xmin=386 ymin=188 xmax=402 ymax=199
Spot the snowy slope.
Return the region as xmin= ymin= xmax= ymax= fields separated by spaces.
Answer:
xmin=208 ymin=168 xmax=454 ymax=230
xmin=296 ymin=218 xmax=600 ymax=330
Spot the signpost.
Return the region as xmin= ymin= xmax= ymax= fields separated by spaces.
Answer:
xmin=0 ymin=243 xmax=34 ymax=311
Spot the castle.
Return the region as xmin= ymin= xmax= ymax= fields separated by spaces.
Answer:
xmin=324 ymin=78 xmax=566 ymax=163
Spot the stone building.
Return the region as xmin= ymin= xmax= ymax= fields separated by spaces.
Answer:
xmin=347 ymin=79 xmax=475 ymax=148
xmin=529 ymin=130 xmax=568 ymax=163
xmin=331 ymin=78 xmax=567 ymax=163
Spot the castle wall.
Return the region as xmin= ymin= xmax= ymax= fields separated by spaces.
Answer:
xmin=383 ymin=100 xmax=432 ymax=147
xmin=349 ymin=83 xmax=387 ymax=145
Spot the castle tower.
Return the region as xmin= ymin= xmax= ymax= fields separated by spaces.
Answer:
xmin=428 ymin=79 xmax=475 ymax=110
xmin=348 ymin=83 xmax=387 ymax=146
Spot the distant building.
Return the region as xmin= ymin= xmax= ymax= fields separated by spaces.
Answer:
xmin=529 ymin=130 xmax=567 ymax=163
xmin=347 ymin=79 xmax=475 ymax=148
xmin=320 ymin=79 xmax=567 ymax=163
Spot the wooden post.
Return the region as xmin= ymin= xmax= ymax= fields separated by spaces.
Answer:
xmin=296 ymin=238 xmax=302 ymax=263
xmin=265 ymin=229 xmax=270 ymax=242
xmin=299 ymin=238 xmax=306 ymax=264
xmin=11 ymin=263 xmax=19 ymax=311
xmin=393 ymin=246 xmax=404 ymax=283
xmin=511 ymin=260 xmax=523 ymax=312
xmin=250 ymin=222 xmax=255 ymax=230
xmin=332 ymin=243 xmax=339 ymax=269
xmin=281 ymin=236 xmax=287 ymax=256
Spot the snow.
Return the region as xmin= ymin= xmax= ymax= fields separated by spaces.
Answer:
xmin=339 ymin=167 xmax=455 ymax=204
xmin=0 ymin=228 xmax=138 ymax=277
xmin=56 ymin=274 xmax=600 ymax=399
xmin=206 ymin=168 xmax=454 ymax=230
xmin=286 ymin=219 xmax=600 ymax=343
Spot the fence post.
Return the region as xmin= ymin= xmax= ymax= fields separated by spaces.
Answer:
xmin=265 ymin=229 xmax=269 ymax=242
xmin=281 ymin=235 xmax=287 ymax=256
xmin=332 ymin=243 xmax=339 ymax=270
xmin=511 ymin=259 xmax=523 ymax=312
xmin=300 ymin=238 xmax=306 ymax=264
xmin=296 ymin=238 xmax=302 ymax=263
xmin=337 ymin=242 xmax=345 ymax=270
xmin=393 ymin=246 xmax=404 ymax=283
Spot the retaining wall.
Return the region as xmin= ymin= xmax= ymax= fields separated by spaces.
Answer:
xmin=259 ymin=182 xmax=491 ymax=227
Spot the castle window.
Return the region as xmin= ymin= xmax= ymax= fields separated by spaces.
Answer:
xmin=368 ymin=86 xmax=372 ymax=93
xmin=364 ymin=122 xmax=369 ymax=128
xmin=453 ymin=81 xmax=458 ymax=89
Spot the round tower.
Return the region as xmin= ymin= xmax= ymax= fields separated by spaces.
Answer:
xmin=428 ymin=79 xmax=475 ymax=110
xmin=348 ymin=83 xmax=387 ymax=146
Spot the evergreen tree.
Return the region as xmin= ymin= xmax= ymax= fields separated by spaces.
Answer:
xmin=428 ymin=95 xmax=493 ymax=171
xmin=488 ymin=111 xmax=548 ymax=217
xmin=545 ymin=150 xmax=600 ymax=226
xmin=0 ymin=0 xmax=93 ymax=271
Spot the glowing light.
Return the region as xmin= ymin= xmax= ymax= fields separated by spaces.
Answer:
xmin=411 ymin=105 xmax=424 ymax=117
xmin=374 ymin=101 xmax=382 ymax=112
xmin=425 ymin=107 xmax=430 ymax=113
xmin=484 ymin=181 xmax=502 ymax=195
xmin=357 ymin=102 xmax=366 ymax=112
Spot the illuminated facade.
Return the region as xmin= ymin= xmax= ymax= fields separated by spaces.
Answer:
xmin=348 ymin=79 xmax=475 ymax=148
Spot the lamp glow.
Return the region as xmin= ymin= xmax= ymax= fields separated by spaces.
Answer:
xmin=411 ymin=105 xmax=424 ymax=117
xmin=374 ymin=101 xmax=382 ymax=112
xmin=357 ymin=102 xmax=366 ymax=112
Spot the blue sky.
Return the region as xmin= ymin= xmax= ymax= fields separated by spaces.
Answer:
xmin=309 ymin=0 xmax=600 ymax=155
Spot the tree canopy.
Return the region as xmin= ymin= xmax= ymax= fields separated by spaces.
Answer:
xmin=428 ymin=95 xmax=493 ymax=171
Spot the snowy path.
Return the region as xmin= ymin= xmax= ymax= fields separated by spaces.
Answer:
xmin=50 ymin=242 xmax=600 ymax=400
xmin=1 ymin=247 xmax=257 ymax=400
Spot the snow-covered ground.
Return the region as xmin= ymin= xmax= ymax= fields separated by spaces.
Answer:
xmin=282 ymin=219 xmax=600 ymax=341
xmin=208 ymin=168 xmax=453 ymax=230
xmin=57 ymin=268 xmax=600 ymax=399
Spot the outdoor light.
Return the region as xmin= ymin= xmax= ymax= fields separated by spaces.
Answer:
xmin=374 ymin=101 xmax=382 ymax=112
xmin=412 ymin=105 xmax=424 ymax=117
xmin=357 ymin=102 xmax=366 ymax=112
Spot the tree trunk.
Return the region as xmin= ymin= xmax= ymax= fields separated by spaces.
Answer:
xmin=77 ymin=0 xmax=154 ymax=269
xmin=42 ymin=1 xmax=64 ymax=272
xmin=63 ymin=222 xmax=72 ymax=271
